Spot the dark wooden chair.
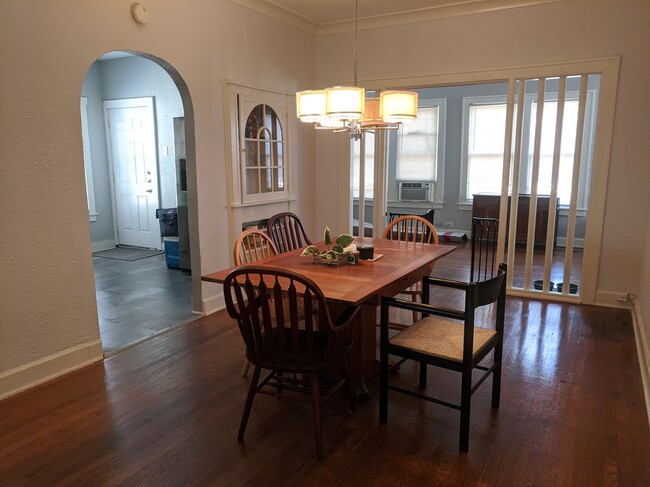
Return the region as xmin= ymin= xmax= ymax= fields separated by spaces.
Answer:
xmin=381 ymin=215 xmax=440 ymax=328
xmin=233 ymin=229 xmax=279 ymax=377
xmin=266 ymin=212 xmax=312 ymax=253
xmin=223 ymin=266 xmax=359 ymax=460
xmin=379 ymin=263 xmax=507 ymax=452
xmin=470 ymin=217 xmax=499 ymax=282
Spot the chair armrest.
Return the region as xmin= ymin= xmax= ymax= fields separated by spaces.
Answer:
xmin=423 ymin=275 xmax=469 ymax=290
xmin=381 ymin=296 xmax=465 ymax=321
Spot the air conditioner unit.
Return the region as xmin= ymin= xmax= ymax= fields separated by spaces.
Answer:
xmin=398 ymin=181 xmax=432 ymax=202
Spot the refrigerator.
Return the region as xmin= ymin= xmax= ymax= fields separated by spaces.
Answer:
xmin=174 ymin=117 xmax=191 ymax=271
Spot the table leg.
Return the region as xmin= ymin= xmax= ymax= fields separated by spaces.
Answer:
xmin=331 ymin=301 xmax=378 ymax=401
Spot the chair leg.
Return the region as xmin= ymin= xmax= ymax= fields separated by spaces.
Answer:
xmin=341 ymin=359 xmax=356 ymax=413
xmin=241 ymin=358 xmax=250 ymax=378
xmin=411 ymin=290 xmax=419 ymax=323
xmin=459 ymin=369 xmax=472 ymax=452
xmin=419 ymin=362 xmax=427 ymax=388
xmin=238 ymin=365 xmax=261 ymax=441
xmin=492 ymin=350 xmax=502 ymax=409
xmin=309 ymin=373 xmax=323 ymax=460
xmin=379 ymin=334 xmax=389 ymax=424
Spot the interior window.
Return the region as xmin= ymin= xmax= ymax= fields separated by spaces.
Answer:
xmin=244 ymin=104 xmax=284 ymax=195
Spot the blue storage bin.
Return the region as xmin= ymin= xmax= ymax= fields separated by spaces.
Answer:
xmin=164 ymin=239 xmax=180 ymax=269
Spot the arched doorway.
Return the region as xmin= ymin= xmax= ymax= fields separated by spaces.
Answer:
xmin=80 ymin=50 xmax=200 ymax=353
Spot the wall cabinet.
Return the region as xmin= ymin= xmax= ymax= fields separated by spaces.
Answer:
xmin=472 ymin=194 xmax=559 ymax=247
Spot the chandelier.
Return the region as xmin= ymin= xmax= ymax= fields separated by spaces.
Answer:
xmin=295 ymin=0 xmax=418 ymax=140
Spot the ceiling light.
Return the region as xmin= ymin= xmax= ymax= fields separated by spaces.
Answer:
xmin=295 ymin=0 xmax=417 ymax=140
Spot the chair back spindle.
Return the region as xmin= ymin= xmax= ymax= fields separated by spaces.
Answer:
xmin=470 ymin=217 xmax=499 ymax=282
xmin=267 ymin=212 xmax=312 ymax=253
xmin=381 ymin=215 xmax=439 ymax=245
xmin=234 ymin=229 xmax=278 ymax=265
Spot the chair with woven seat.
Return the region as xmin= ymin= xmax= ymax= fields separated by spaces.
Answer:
xmin=266 ymin=212 xmax=312 ymax=253
xmin=381 ymin=215 xmax=440 ymax=328
xmin=379 ymin=263 xmax=507 ymax=452
xmin=223 ymin=266 xmax=359 ymax=460
xmin=233 ymin=229 xmax=279 ymax=377
xmin=470 ymin=217 xmax=499 ymax=282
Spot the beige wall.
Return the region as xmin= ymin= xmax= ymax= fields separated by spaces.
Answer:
xmin=0 ymin=0 xmax=316 ymax=395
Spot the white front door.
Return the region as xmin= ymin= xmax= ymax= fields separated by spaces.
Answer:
xmin=104 ymin=97 xmax=160 ymax=249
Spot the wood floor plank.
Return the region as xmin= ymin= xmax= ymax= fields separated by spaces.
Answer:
xmin=1 ymin=243 xmax=648 ymax=485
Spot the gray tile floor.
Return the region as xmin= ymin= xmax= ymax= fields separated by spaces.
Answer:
xmin=93 ymin=253 xmax=195 ymax=353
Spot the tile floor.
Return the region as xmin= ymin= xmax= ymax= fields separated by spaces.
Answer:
xmin=93 ymin=253 xmax=195 ymax=353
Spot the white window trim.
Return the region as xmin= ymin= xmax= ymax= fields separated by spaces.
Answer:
xmin=459 ymin=90 xmax=597 ymax=212
xmin=225 ymin=83 xmax=293 ymax=207
xmin=80 ymin=97 xmax=98 ymax=222
xmin=395 ymin=98 xmax=447 ymax=205
xmin=459 ymin=94 xmax=508 ymax=205
xmin=354 ymin=98 xmax=447 ymax=205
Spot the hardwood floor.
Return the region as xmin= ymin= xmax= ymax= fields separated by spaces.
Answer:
xmin=1 ymin=244 xmax=648 ymax=486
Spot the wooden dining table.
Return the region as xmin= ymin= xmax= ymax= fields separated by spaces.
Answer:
xmin=202 ymin=236 xmax=456 ymax=399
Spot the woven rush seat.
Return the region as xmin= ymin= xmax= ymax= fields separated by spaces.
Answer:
xmin=390 ymin=317 xmax=496 ymax=363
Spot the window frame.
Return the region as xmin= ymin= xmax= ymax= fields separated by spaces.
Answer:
xmin=395 ymin=98 xmax=446 ymax=205
xmin=459 ymin=95 xmax=509 ymax=208
xmin=226 ymin=84 xmax=292 ymax=206
xmin=459 ymin=91 xmax=597 ymax=212
xmin=352 ymin=97 xmax=446 ymax=206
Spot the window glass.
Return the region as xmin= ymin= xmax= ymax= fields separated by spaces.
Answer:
xmin=529 ymin=100 xmax=579 ymax=205
xmin=352 ymin=132 xmax=375 ymax=199
xmin=467 ymin=103 xmax=508 ymax=197
xmin=397 ymin=106 xmax=438 ymax=181
xmin=244 ymin=104 xmax=284 ymax=195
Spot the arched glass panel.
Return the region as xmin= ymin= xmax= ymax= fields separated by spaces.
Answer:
xmin=244 ymin=104 xmax=284 ymax=195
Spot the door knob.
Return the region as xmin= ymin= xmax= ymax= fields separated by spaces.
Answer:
xmin=146 ymin=189 xmax=153 ymax=193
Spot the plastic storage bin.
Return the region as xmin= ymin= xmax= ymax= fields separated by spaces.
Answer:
xmin=164 ymin=238 xmax=180 ymax=269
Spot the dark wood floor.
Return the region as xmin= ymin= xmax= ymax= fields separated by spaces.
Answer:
xmin=1 ymin=245 xmax=648 ymax=486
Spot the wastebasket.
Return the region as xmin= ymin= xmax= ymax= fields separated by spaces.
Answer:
xmin=156 ymin=208 xmax=178 ymax=237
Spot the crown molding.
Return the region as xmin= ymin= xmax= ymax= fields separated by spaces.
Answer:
xmin=231 ymin=0 xmax=563 ymax=36
xmin=230 ymin=0 xmax=320 ymax=34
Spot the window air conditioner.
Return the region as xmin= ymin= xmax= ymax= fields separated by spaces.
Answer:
xmin=398 ymin=181 xmax=432 ymax=202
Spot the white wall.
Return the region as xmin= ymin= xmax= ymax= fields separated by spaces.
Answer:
xmin=0 ymin=0 xmax=316 ymax=398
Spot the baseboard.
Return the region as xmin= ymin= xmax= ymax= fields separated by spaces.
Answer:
xmin=631 ymin=301 xmax=650 ymax=427
xmin=556 ymin=237 xmax=585 ymax=248
xmin=91 ymin=239 xmax=116 ymax=252
xmin=202 ymin=289 xmax=225 ymax=315
xmin=595 ymin=290 xmax=635 ymax=310
xmin=0 ymin=340 xmax=103 ymax=401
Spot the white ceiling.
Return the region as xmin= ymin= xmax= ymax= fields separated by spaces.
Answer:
xmin=231 ymin=0 xmax=560 ymax=34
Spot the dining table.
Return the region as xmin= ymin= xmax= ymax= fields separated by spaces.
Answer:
xmin=202 ymin=236 xmax=456 ymax=399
